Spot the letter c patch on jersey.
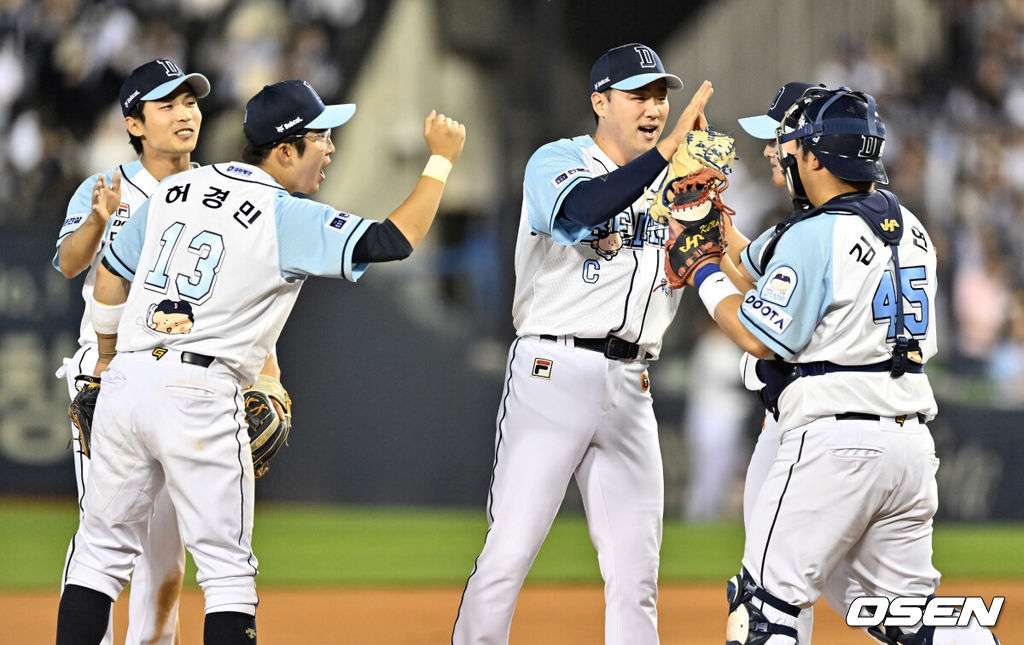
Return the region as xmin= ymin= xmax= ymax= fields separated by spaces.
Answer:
xmin=760 ymin=266 xmax=797 ymax=306
xmin=532 ymin=358 xmax=553 ymax=379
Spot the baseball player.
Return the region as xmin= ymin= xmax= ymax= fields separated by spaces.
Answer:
xmin=682 ymin=86 xmax=998 ymax=644
xmin=452 ymin=43 xmax=712 ymax=644
xmin=53 ymin=58 xmax=211 ymax=645
xmin=55 ymin=78 xmax=465 ymax=645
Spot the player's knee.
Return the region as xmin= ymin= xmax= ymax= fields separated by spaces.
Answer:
xmin=726 ymin=570 xmax=801 ymax=644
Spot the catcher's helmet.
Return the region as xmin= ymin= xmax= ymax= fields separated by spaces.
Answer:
xmin=777 ymin=87 xmax=888 ymax=184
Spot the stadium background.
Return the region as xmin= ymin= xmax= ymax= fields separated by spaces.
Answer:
xmin=1 ymin=0 xmax=1021 ymax=642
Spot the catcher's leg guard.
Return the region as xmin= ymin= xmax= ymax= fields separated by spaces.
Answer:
xmin=726 ymin=570 xmax=800 ymax=644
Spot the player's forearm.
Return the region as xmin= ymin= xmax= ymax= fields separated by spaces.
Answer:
xmin=93 ymin=262 xmax=131 ymax=306
xmin=722 ymin=221 xmax=751 ymax=269
xmin=713 ymin=296 xmax=774 ymax=358
xmin=721 ymin=255 xmax=755 ymax=291
xmin=57 ymin=216 xmax=107 ymax=278
xmin=561 ymin=148 xmax=667 ymax=227
xmin=385 ymin=175 xmax=447 ymax=250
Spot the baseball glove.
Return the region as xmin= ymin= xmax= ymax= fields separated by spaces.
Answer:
xmin=243 ymin=374 xmax=293 ymax=479
xmin=664 ymin=210 xmax=725 ymax=290
xmin=68 ymin=375 xmax=101 ymax=458
xmin=648 ymin=128 xmax=736 ymax=226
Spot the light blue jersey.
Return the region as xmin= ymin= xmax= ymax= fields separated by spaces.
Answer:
xmin=738 ymin=202 xmax=938 ymax=430
xmin=512 ymin=135 xmax=682 ymax=358
xmin=105 ymin=162 xmax=371 ymax=384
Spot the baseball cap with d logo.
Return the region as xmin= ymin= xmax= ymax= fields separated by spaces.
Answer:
xmin=738 ymin=82 xmax=818 ymax=139
xmin=243 ymin=80 xmax=356 ymax=147
xmin=590 ymin=43 xmax=683 ymax=93
xmin=119 ymin=59 xmax=211 ymax=117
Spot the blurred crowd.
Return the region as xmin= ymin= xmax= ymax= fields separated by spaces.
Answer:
xmin=807 ymin=0 xmax=1024 ymax=405
xmin=2 ymin=0 xmax=1023 ymax=405
xmin=0 ymin=0 xmax=385 ymax=229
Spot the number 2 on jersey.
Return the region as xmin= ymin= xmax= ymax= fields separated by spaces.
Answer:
xmin=144 ymin=222 xmax=225 ymax=304
xmin=871 ymin=265 xmax=929 ymax=340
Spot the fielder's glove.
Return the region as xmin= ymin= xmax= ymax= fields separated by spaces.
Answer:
xmin=68 ymin=375 xmax=101 ymax=458
xmin=243 ymin=374 xmax=293 ymax=479
xmin=648 ymin=128 xmax=736 ymax=225
xmin=649 ymin=128 xmax=735 ymax=291
xmin=664 ymin=209 xmax=725 ymax=290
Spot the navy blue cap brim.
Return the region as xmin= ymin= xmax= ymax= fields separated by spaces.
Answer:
xmin=610 ymin=73 xmax=683 ymax=91
xmin=141 ymin=73 xmax=211 ymax=102
xmin=308 ymin=104 xmax=356 ymax=129
xmin=738 ymin=114 xmax=782 ymax=139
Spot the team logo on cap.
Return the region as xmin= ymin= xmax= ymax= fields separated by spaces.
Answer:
xmin=276 ymin=116 xmax=303 ymax=133
xmin=633 ymin=46 xmax=656 ymax=69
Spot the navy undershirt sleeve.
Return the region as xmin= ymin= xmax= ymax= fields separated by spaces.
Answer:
xmin=559 ymin=147 xmax=668 ymax=227
xmin=351 ymin=219 xmax=414 ymax=263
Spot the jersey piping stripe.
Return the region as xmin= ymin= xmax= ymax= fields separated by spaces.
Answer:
xmin=633 ymin=210 xmax=662 ymax=341
xmin=105 ymin=245 xmax=137 ymax=281
xmin=743 ymin=243 xmax=762 ymax=278
xmin=451 ymin=339 xmax=520 ymax=642
xmin=74 ymin=347 xmax=93 ymax=513
xmin=211 ymin=164 xmax=282 ymax=190
xmin=487 ymin=337 xmax=521 ymax=525
xmin=758 ymin=430 xmax=808 ymax=586
xmin=739 ymin=306 xmax=798 ymax=356
xmin=451 ymin=527 xmax=490 ymax=643
xmin=230 ymin=384 xmax=259 ymax=577
xmin=119 ymin=164 xmax=151 ymax=199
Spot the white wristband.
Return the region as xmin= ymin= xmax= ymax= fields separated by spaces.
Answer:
xmin=422 ymin=154 xmax=453 ymax=184
xmin=697 ymin=270 xmax=742 ymax=319
xmin=92 ymin=300 xmax=125 ymax=334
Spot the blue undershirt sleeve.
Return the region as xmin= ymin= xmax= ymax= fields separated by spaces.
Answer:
xmin=560 ymin=147 xmax=667 ymax=228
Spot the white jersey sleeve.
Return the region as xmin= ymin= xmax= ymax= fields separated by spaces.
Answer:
xmin=738 ymin=206 xmax=938 ymax=428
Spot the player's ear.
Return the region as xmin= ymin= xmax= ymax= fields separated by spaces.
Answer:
xmin=591 ymin=91 xmax=607 ymax=119
xmin=124 ymin=115 xmax=144 ymax=138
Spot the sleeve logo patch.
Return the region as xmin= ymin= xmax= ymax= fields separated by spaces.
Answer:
xmin=226 ymin=164 xmax=253 ymax=176
xmin=326 ymin=212 xmax=352 ymax=231
xmin=760 ymin=266 xmax=797 ymax=306
xmin=742 ymin=294 xmax=793 ymax=333
xmin=552 ymin=167 xmax=590 ymax=187
xmin=62 ymin=215 xmax=83 ymax=228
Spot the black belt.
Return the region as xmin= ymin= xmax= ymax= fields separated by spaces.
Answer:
xmin=152 ymin=347 xmax=216 ymax=367
xmin=836 ymin=412 xmax=927 ymax=424
xmin=181 ymin=351 xmax=215 ymax=367
xmin=540 ymin=334 xmax=645 ymax=361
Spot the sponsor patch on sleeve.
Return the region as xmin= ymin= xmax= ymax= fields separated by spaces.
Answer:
xmin=742 ymin=293 xmax=793 ymax=333
xmin=325 ymin=212 xmax=353 ymax=231
xmin=759 ymin=266 xmax=797 ymax=306
xmin=551 ymin=167 xmax=590 ymax=187
xmin=62 ymin=215 xmax=83 ymax=228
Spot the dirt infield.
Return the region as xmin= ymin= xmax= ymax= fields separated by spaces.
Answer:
xmin=6 ymin=581 xmax=1019 ymax=643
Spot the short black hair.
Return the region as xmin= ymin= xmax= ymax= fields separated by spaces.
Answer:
xmin=127 ymin=103 xmax=145 ymax=155
xmin=241 ymin=134 xmax=308 ymax=165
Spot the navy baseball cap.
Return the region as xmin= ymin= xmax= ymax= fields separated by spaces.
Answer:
xmin=244 ymin=80 xmax=356 ymax=147
xmin=781 ymin=87 xmax=888 ymax=184
xmin=738 ymin=82 xmax=817 ymax=139
xmin=120 ymin=59 xmax=211 ymax=117
xmin=590 ymin=43 xmax=683 ymax=93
